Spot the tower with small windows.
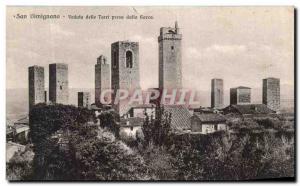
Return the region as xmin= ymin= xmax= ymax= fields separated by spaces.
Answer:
xmin=158 ymin=21 xmax=182 ymax=90
xmin=111 ymin=41 xmax=140 ymax=115
xmin=95 ymin=55 xmax=110 ymax=106
xmin=49 ymin=63 xmax=69 ymax=104
xmin=28 ymin=65 xmax=45 ymax=111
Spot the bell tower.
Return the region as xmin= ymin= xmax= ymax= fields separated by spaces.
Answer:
xmin=158 ymin=21 xmax=182 ymax=90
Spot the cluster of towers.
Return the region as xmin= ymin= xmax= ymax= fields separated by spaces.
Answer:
xmin=211 ymin=78 xmax=280 ymax=111
xmin=28 ymin=63 xmax=68 ymax=111
xmin=28 ymin=21 xmax=281 ymax=114
xmin=94 ymin=22 xmax=182 ymax=115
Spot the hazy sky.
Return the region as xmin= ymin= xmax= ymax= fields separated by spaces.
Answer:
xmin=7 ymin=6 xmax=294 ymax=94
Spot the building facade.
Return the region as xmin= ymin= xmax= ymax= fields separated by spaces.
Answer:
xmin=119 ymin=117 xmax=144 ymax=141
xmin=111 ymin=41 xmax=140 ymax=116
xmin=28 ymin=65 xmax=45 ymax=111
xmin=263 ymin=77 xmax=280 ymax=112
xmin=49 ymin=63 xmax=69 ymax=104
xmin=124 ymin=104 xmax=156 ymax=119
xmin=191 ymin=113 xmax=227 ymax=134
xmin=230 ymin=86 xmax=251 ymax=105
xmin=95 ymin=55 xmax=110 ymax=106
xmin=158 ymin=21 xmax=182 ymax=90
xmin=211 ymin=78 xmax=224 ymax=109
xmin=78 ymin=92 xmax=91 ymax=109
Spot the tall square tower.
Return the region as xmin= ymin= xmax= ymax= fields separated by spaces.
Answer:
xmin=95 ymin=55 xmax=110 ymax=106
xmin=78 ymin=92 xmax=91 ymax=109
xmin=211 ymin=78 xmax=224 ymax=109
xmin=263 ymin=77 xmax=280 ymax=111
xmin=158 ymin=21 xmax=182 ymax=90
xmin=28 ymin=66 xmax=45 ymax=111
xmin=49 ymin=63 xmax=69 ymax=104
xmin=111 ymin=41 xmax=140 ymax=116
xmin=230 ymin=86 xmax=251 ymax=105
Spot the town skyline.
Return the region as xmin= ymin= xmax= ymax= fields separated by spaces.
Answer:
xmin=7 ymin=7 xmax=294 ymax=94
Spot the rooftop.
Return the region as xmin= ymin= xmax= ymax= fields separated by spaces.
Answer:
xmin=193 ymin=112 xmax=226 ymax=123
xmin=120 ymin=117 xmax=144 ymax=127
xmin=234 ymin=86 xmax=251 ymax=89
xmin=14 ymin=117 xmax=29 ymax=125
xmin=164 ymin=105 xmax=191 ymax=130
xmin=224 ymin=104 xmax=276 ymax=115
xmin=130 ymin=103 xmax=156 ymax=109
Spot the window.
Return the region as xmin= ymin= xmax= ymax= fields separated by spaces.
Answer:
xmin=130 ymin=126 xmax=133 ymax=131
xmin=60 ymin=86 xmax=62 ymax=90
xmin=171 ymin=46 xmax=174 ymax=50
xmin=126 ymin=51 xmax=133 ymax=68
xmin=214 ymin=124 xmax=218 ymax=131
xmin=113 ymin=52 xmax=117 ymax=68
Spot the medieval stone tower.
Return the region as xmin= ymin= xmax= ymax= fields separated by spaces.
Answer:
xmin=49 ymin=63 xmax=69 ymax=104
xmin=230 ymin=86 xmax=251 ymax=105
xmin=28 ymin=65 xmax=45 ymax=111
xmin=263 ymin=77 xmax=280 ymax=112
xmin=111 ymin=41 xmax=140 ymax=116
xmin=78 ymin=92 xmax=91 ymax=109
xmin=158 ymin=21 xmax=182 ymax=90
xmin=95 ymin=55 xmax=110 ymax=106
xmin=211 ymin=78 xmax=224 ymax=109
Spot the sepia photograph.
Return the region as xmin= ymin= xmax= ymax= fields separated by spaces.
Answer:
xmin=5 ymin=6 xmax=295 ymax=181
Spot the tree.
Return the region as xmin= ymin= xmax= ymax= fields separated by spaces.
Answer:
xmin=142 ymin=106 xmax=172 ymax=146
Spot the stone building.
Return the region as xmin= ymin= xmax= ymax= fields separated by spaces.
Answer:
xmin=124 ymin=104 xmax=156 ymax=119
xmin=263 ymin=77 xmax=280 ymax=112
xmin=158 ymin=21 xmax=182 ymax=90
xmin=49 ymin=63 xmax=69 ymax=104
xmin=119 ymin=117 xmax=144 ymax=141
xmin=78 ymin=92 xmax=91 ymax=109
xmin=223 ymin=104 xmax=276 ymax=119
xmin=230 ymin=86 xmax=251 ymax=105
xmin=211 ymin=78 xmax=224 ymax=109
xmin=191 ymin=113 xmax=227 ymax=134
xmin=95 ymin=55 xmax=110 ymax=106
xmin=28 ymin=65 xmax=45 ymax=111
xmin=111 ymin=41 xmax=140 ymax=116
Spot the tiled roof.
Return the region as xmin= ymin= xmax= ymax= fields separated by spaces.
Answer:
xmin=164 ymin=105 xmax=191 ymax=130
xmin=193 ymin=112 xmax=226 ymax=123
xmin=225 ymin=104 xmax=275 ymax=115
xmin=13 ymin=124 xmax=29 ymax=133
xmin=235 ymin=86 xmax=251 ymax=89
xmin=15 ymin=117 xmax=29 ymax=124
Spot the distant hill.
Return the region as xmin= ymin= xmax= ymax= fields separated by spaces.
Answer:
xmin=6 ymin=84 xmax=294 ymax=120
xmin=6 ymin=88 xmax=94 ymax=120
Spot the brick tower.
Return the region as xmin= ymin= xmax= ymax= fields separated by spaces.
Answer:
xmin=263 ymin=77 xmax=280 ymax=112
xmin=49 ymin=63 xmax=69 ymax=104
xmin=28 ymin=65 xmax=45 ymax=111
xmin=95 ymin=55 xmax=110 ymax=106
xmin=158 ymin=21 xmax=182 ymax=90
xmin=111 ymin=41 xmax=140 ymax=116
xmin=230 ymin=86 xmax=251 ymax=105
xmin=78 ymin=92 xmax=91 ymax=109
xmin=211 ymin=78 xmax=224 ymax=109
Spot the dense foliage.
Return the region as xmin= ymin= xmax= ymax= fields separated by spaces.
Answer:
xmin=142 ymin=106 xmax=172 ymax=146
xmin=27 ymin=104 xmax=153 ymax=180
xmin=7 ymin=104 xmax=294 ymax=181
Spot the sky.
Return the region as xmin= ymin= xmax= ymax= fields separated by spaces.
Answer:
xmin=6 ymin=6 xmax=294 ymax=96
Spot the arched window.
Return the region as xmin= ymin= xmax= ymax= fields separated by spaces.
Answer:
xmin=126 ymin=51 xmax=133 ymax=68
